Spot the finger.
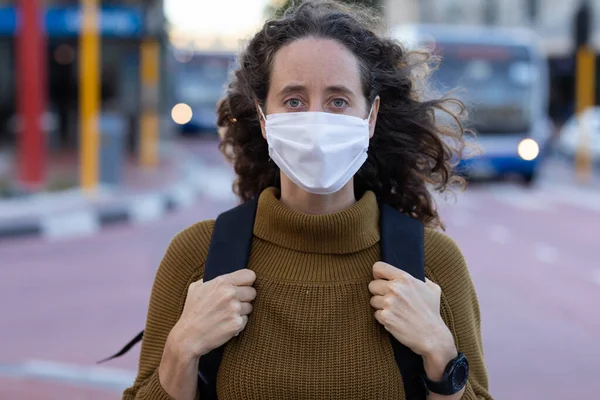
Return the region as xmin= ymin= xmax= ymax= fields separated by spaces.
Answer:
xmin=425 ymin=278 xmax=441 ymax=293
xmin=235 ymin=286 xmax=257 ymax=302
xmin=373 ymin=262 xmax=409 ymax=281
xmin=425 ymin=277 xmax=436 ymax=288
xmin=187 ymin=278 xmax=204 ymax=293
xmin=223 ymin=269 xmax=257 ymax=286
xmin=189 ymin=278 xmax=203 ymax=288
xmin=234 ymin=315 xmax=249 ymax=336
xmin=239 ymin=302 xmax=253 ymax=316
xmin=374 ymin=309 xmax=391 ymax=330
xmin=368 ymin=279 xmax=390 ymax=296
xmin=369 ymin=295 xmax=386 ymax=310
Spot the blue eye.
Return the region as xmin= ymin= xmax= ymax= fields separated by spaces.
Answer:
xmin=286 ymin=99 xmax=302 ymax=108
xmin=331 ymin=99 xmax=347 ymax=108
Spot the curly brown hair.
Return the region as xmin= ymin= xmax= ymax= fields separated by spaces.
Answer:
xmin=217 ymin=0 xmax=469 ymax=229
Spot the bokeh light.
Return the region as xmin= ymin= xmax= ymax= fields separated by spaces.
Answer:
xmin=518 ymin=138 xmax=540 ymax=161
xmin=171 ymin=103 xmax=193 ymax=124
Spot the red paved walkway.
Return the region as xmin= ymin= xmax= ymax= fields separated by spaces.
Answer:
xmin=1 ymin=139 xmax=599 ymax=399
xmin=0 ymin=378 xmax=117 ymax=400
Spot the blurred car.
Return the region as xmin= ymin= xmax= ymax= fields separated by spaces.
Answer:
xmin=557 ymin=107 xmax=600 ymax=163
xmin=168 ymin=50 xmax=236 ymax=136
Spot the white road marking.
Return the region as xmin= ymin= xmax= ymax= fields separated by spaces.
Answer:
xmin=489 ymin=224 xmax=511 ymax=244
xmin=0 ymin=360 xmax=136 ymax=393
xmin=168 ymin=183 xmax=196 ymax=208
xmin=533 ymin=243 xmax=559 ymax=264
xmin=129 ymin=194 xmax=165 ymax=223
xmin=41 ymin=211 xmax=99 ymax=239
xmin=196 ymin=165 xmax=237 ymax=201
xmin=0 ymin=186 xmax=116 ymax=220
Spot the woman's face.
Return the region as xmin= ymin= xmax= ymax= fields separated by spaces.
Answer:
xmin=260 ymin=37 xmax=379 ymax=138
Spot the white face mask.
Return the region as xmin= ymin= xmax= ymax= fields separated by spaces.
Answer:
xmin=259 ymin=106 xmax=374 ymax=195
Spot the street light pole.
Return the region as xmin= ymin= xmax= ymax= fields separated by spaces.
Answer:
xmin=139 ymin=1 xmax=162 ymax=169
xmin=573 ymin=0 xmax=595 ymax=183
xmin=79 ymin=0 xmax=100 ymax=192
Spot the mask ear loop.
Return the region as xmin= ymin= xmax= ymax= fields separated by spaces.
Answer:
xmin=257 ymin=105 xmax=273 ymax=163
xmin=257 ymin=105 xmax=267 ymax=122
xmin=366 ymin=95 xmax=379 ymax=124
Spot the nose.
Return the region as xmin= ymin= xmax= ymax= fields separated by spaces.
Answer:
xmin=307 ymin=96 xmax=324 ymax=113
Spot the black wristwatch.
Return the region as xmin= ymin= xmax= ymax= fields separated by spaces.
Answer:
xmin=422 ymin=352 xmax=469 ymax=395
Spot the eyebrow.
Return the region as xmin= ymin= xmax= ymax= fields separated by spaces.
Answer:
xmin=277 ymin=84 xmax=356 ymax=97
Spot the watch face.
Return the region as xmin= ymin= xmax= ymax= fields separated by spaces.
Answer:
xmin=452 ymin=359 xmax=469 ymax=390
xmin=423 ymin=353 xmax=470 ymax=396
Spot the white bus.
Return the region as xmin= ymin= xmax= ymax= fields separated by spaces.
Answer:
xmin=391 ymin=24 xmax=552 ymax=184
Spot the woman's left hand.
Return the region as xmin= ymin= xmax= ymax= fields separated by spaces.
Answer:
xmin=369 ymin=261 xmax=457 ymax=372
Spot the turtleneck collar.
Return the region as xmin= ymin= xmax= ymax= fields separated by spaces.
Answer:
xmin=253 ymin=187 xmax=380 ymax=255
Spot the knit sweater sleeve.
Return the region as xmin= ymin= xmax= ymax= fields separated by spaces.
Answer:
xmin=424 ymin=229 xmax=493 ymax=400
xmin=122 ymin=220 xmax=215 ymax=400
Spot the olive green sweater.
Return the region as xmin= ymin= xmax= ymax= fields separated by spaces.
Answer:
xmin=124 ymin=188 xmax=492 ymax=399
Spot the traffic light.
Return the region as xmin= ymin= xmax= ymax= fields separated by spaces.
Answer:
xmin=574 ymin=0 xmax=591 ymax=47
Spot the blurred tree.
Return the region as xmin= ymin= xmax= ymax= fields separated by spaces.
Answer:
xmin=265 ymin=0 xmax=382 ymax=18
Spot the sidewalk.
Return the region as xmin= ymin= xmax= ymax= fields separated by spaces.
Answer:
xmin=0 ymin=140 xmax=211 ymax=241
xmin=0 ymin=145 xmax=180 ymax=194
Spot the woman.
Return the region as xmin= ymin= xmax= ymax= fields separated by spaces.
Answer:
xmin=123 ymin=1 xmax=492 ymax=399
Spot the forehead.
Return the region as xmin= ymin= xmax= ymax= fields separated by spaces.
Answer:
xmin=269 ymin=37 xmax=362 ymax=92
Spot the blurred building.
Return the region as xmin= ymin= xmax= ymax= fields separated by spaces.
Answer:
xmin=383 ymin=0 xmax=598 ymax=54
xmin=383 ymin=0 xmax=600 ymax=125
xmin=0 ymin=0 xmax=166 ymax=153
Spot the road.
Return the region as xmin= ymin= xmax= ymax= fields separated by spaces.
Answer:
xmin=1 ymin=139 xmax=599 ymax=399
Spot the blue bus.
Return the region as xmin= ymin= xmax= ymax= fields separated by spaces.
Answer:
xmin=391 ymin=24 xmax=552 ymax=184
xmin=168 ymin=49 xmax=236 ymax=135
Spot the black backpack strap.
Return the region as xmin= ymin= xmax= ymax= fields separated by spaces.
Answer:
xmin=379 ymin=204 xmax=427 ymax=400
xmin=98 ymin=199 xmax=258 ymax=377
xmin=197 ymin=198 xmax=259 ymax=399
xmin=97 ymin=330 xmax=144 ymax=364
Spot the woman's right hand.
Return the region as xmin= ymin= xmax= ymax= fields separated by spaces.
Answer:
xmin=158 ymin=270 xmax=256 ymax=399
xmin=168 ymin=269 xmax=257 ymax=359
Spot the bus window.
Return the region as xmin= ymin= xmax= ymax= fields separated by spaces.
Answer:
xmin=176 ymin=55 xmax=232 ymax=109
xmin=432 ymin=43 xmax=536 ymax=135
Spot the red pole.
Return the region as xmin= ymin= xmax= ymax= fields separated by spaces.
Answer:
xmin=16 ymin=0 xmax=46 ymax=188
